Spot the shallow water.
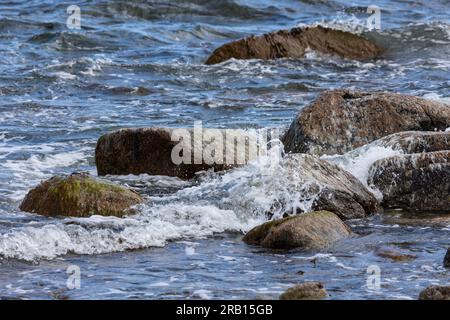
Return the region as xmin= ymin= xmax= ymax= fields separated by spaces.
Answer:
xmin=0 ymin=0 xmax=449 ymax=299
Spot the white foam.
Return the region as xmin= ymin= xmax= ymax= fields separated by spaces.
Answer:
xmin=0 ymin=204 xmax=260 ymax=261
xmin=323 ymin=145 xmax=403 ymax=199
xmin=1 ymin=147 xmax=89 ymax=202
xmin=192 ymin=289 xmax=212 ymax=299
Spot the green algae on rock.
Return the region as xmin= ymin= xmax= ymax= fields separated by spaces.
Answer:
xmin=20 ymin=173 xmax=143 ymax=218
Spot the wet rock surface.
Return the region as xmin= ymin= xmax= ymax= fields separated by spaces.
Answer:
xmin=282 ymin=90 xmax=450 ymax=155
xmin=279 ymin=282 xmax=328 ymax=300
xmin=419 ymin=285 xmax=450 ymax=300
xmin=20 ymin=173 xmax=143 ymax=218
xmin=444 ymin=248 xmax=450 ymax=268
xmin=243 ymin=211 xmax=351 ymax=250
xmin=277 ymin=154 xmax=379 ymax=220
xmin=206 ymin=25 xmax=382 ymax=64
xmin=368 ymin=151 xmax=450 ymax=212
xmin=95 ymin=127 xmax=261 ymax=179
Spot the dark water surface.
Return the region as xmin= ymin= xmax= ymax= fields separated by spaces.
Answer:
xmin=0 ymin=0 xmax=449 ymax=299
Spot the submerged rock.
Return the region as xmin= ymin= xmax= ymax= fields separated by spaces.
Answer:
xmin=375 ymin=247 xmax=417 ymax=262
xmin=368 ymin=151 xmax=450 ymax=212
xmin=95 ymin=127 xmax=265 ymax=179
xmin=20 ymin=173 xmax=143 ymax=218
xmin=274 ymin=154 xmax=379 ymax=220
xmin=279 ymin=282 xmax=328 ymax=300
xmin=206 ymin=25 xmax=382 ymax=64
xmin=419 ymin=285 xmax=450 ymax=300
xmin=444 ymin=248 xmax=450 ymax=268
xmin=243 ymin=211 xmax=351 ymax=250
xmin=282 ymin=90 xmax=450 ymax=155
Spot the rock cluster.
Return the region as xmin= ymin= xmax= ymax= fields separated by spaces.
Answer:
xmin=282 ymin=90 xmax=450 ymax=155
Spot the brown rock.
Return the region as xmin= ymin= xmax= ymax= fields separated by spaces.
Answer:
xmin=275 ymin=154 xmax=379 ymax=220
xmin=243 ymin=211 xmax=351 ymax=250
xmin=20 ymin=173 xmax=143 ymax=218
xmin=279 ymin=282 xmax=328 ymax=300
xmin=206 ymin=25 xmax=382 ymax=64
xmin=368 ymin=151 xmax=450 ymax=212
xmin=95 ymin=127 xmax=262 ymax=179
xmin=419 ymin=285 xmax=450 ymax=300
xmin=282 ymin=90 xmax=450 ymax=155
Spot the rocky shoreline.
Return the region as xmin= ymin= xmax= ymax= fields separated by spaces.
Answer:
xmin=18 ymin=25 xmax=450 ymax=300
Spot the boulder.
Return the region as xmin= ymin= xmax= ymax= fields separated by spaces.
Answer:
xmin=368 ymin=151 xmax=450 ymax=212
xmin=243 ymin=211 xmax=351 ymax=250
xmin=282 ymin=90 xmax=450 ymax=155
xmin=96 ymin=127 xmax=266 ymax=179
xmin=20 ymin=173 xmax=143 ymax=218
xmin=205 ymin=25 xmax=382 ymax=64
xmin=271 ymin=154 xmax=379 ymax=220
xmin=279 ymin=282 xmax=328 ymax=300
xmin=444 ymin=248 xmax=450 ymax=268
xmin=419 ymin=285 xmax=450 ymax=300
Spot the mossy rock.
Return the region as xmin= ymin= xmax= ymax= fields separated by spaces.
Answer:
xmin=20 ymin=173 xmax=143 ymax=218
xmin=243 ymin=211 xmax=351 ymax=250
xmin=279 ymin=282 xmax=328 ymax=300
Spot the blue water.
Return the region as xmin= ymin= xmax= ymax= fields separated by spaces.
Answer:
xmin=0 ymin=0 xmax=449 ymax=299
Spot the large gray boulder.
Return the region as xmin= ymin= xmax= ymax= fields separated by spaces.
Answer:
xmin=96 ymin=127 xmax=264 ymax=179
xmin=206 ymin=25 xmax=382 ymax=64
xmin=282 ymin=90 xmax=450 ymax=155
xmin=368 ymin=151 xmax=450 ymax=212
xmin=243 ymin=211 xmax=351 ymax=250
xmin=20 ymin=173 xmax=143 ymax=218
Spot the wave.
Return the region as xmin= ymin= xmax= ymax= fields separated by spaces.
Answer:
xmin=0 ymin=136 xmax=402 ymax=262
xmin=28 ymin=31 xmax=119 ymax=52
xmin=296 ymin=19 xmax=449 ymax=58
xmin=94 ymin=0 xmax=287 ymax=21
xmin=365 ymin=22 xmax=450 ymax=57
xmin=0 ymin=18 xmax=59 ymax=32
xmin=323 ymin=146 xmax=403 ymax=199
